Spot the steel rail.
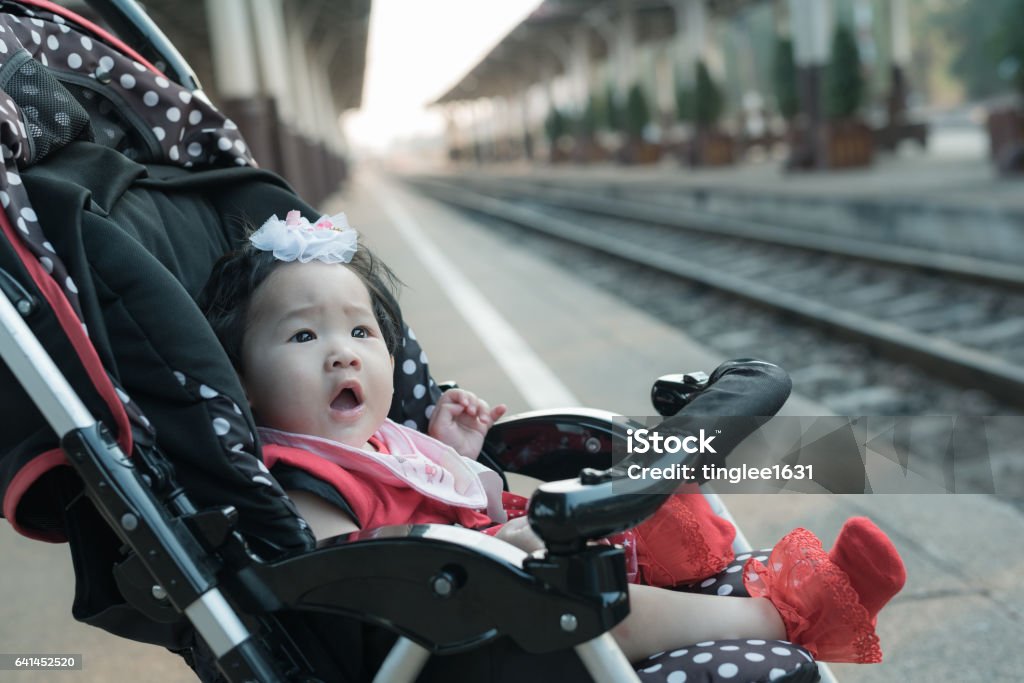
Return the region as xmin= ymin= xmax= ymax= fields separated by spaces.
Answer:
xmin=429 ymin=175 xmax=1024 ymax=291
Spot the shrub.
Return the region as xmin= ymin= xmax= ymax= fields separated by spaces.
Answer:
xmin=544 ymin=107 xmax=567 ymax=144
xmin=694 ymin=61 xmax=724 ymax=127
xmin=675 ymin=82 xmax=693 ymax=122
xmin=773 ymin=37 xmax=799 ymax=120
xmin=602 ymin=84 xmax=622 ymax=132
xmin=576 ymin=95 xmax=599 ymax=139
xmin=624 ymin=84 xmax=651 ymax=140
xmin=825 ymin=24 xmax=864 ymax=120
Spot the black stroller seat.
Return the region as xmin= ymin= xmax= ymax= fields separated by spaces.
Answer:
xmin=0 ymin=2 xmax=820 ymax=681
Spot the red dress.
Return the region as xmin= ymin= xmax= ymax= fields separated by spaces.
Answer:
xmin=263 ymin=424 xmax=737 ymax=588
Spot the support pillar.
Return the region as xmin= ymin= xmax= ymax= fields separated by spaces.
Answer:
xmin=542 ymin=66 xmax=560 ymax=162
xmin=873 ymin=0 xmax=928 ymax=151
xmin=520 ymin=90 xmax=534 ymax=161
xmin=204 ymin=0 xmax=278 ymax=169
xmin=284 ymin=10 xmax=321 ymax=201
xmin=887 ymin=0 xmax=911 ymax=127
xmin=672 ymin=0 xmax=728 ymax=165
xmin=494 ymin=96 xmax=511 ymax=161
xmin=310 ymin=59 xmax=339 ymax=197
xmin=786 ymin=0 xmax=832 ymax=169
xmin=469 ymin=99 xmax=482 ymax=165
xmin=672 ymin=0 xmax=707 ymax=88
xmin=450 ymin=103 xmax=468 ymax=164
xmin=249 ymin=0 xmax=295 ymax=177
xmin=315 ymin=33 xmax=352 ymax=194
xmin=582 ymin=7 xmax=620 ymax=110
xmin=571 ymin=27 xmax=592 ymax=114
xmin=613 ymin=0 xmax=637 ymax=99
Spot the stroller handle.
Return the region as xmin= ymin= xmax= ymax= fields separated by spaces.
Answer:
xmin=528 ymin=359 xmax=792 ymax=552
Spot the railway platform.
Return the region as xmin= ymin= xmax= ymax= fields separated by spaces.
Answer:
xmin=414 ymin=123 xmax=1023 ymax=264
xmin=458 ymin=130 xmax=1010 ymax=205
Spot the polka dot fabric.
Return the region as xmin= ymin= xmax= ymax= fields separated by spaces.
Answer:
xmin=626 ymin=548 xmax=819 ymax=681
xmin=0 ymin=6 xmax=255 ymax=170
xmin=171 ymin=367 xmax=311 ymax=537
xmin=635 ymin=639 xmax=819 ymax=683
xmin=675 ymin=549 xmax=775 ymax=598
xmin=388 ymin=324 xmax=442 ymax=432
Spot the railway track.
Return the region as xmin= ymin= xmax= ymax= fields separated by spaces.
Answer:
xmin=406 ymin=174 xmax=1024 ymax=415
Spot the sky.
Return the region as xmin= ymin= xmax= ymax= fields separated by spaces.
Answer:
xmin=343 ymin=0 xmax=543 ymax=154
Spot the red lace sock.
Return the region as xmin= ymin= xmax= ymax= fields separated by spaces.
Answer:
xmin=828 ymin=517 xmax=906 ymax=618
xmin=742 ymin=517 xmax=906 ymax=663
xmin=632 ymin=489 xmax=736 ymax=587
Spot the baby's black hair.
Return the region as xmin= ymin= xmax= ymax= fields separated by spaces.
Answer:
xmin=198 ymin=236 xmax=403 ymax=374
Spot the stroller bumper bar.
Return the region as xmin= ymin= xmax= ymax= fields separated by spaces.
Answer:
xmin=525 ymin=359 xmax=792 ymax=552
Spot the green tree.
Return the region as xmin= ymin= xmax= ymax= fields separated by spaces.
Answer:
xmin=694 ymin=61 xmax=724 ymax=127
xmin=825 ymin=24 xmax=864 ymax=120
xmin=544 ymin=107 xmax=567 ymax=145
xmin=576 ymin=95 xmax=599 ymax=139
xmin=675 ymin=82 xmax=693 ymax=122
xmin=773 ymin=37 xmax=799 ymax=120
xmin=603 ymin=83 xmax=622 ymax=132
xmin=624 ymin=84 xmax=650 ymax=140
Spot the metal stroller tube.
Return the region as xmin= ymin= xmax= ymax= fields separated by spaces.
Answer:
xmin=0 ymin=290 xmax=283 ymax=682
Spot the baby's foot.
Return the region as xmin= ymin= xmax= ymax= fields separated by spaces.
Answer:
xmin=743 ymin=517 xmax=906 ymax=663
xmin=829 ymin=517 xmax=906 ymax=620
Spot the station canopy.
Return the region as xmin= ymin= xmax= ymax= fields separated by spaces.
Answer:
xmin=434 ymin=0 xmax=758 ymax=105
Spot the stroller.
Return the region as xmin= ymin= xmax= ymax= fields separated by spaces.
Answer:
xmin=0 ymin=1 xmax=821 ymax=681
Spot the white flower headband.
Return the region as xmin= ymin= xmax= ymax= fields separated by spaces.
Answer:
xmin=249 ymin=210 xmax=358 ymax=264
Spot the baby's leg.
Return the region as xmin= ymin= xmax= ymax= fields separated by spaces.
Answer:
xmin=610 ymin=584 xmax=785 ymax=663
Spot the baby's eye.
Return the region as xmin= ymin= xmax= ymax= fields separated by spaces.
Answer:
xmin=289 ymin=329 xmax=317 ymax=343
xmin=352 ymin=326 xmax=370 ymax=338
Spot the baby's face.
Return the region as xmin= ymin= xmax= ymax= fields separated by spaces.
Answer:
xmin=240 ymin=261 xmax=394 ymax=449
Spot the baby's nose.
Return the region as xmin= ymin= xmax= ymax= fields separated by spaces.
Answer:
xmin=328 ymin=346 xmax=360 ymax=369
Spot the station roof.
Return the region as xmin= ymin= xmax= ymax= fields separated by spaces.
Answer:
xmin=65 ymin=0 xmax=371 ymax=112
xmin=433 ymin=0 xmax=758 ymax=105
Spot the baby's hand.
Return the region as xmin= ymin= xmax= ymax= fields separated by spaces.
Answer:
xmin=494 ymin=516 xmax=545 ymax=554
xmin=428 ymin=388 xmax=507 ymax=460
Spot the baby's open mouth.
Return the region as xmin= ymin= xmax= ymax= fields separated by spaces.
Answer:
xmin=331 ymin=387 xmax=362 ymax=411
